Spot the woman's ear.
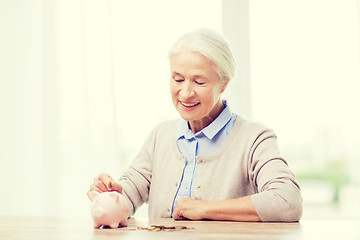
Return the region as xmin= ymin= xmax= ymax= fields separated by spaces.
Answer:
xmin=88 ymin=191 xmax=100 ymax=201
xmin=220 ymin=81 xmax=229 ymax=94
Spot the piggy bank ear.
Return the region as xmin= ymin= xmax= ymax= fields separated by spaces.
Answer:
xmin=88 ymin=191 xmax=100 ymax=201
xmin=109 ymin=192 xmax=120 ymax=202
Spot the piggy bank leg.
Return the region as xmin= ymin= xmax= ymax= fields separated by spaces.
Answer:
xmin=109 ymin=223 xmax=120 ymax=229
xmin=119 ymin=219 xmax=128 ymax=227
xmin=93 ymin=223 xmax=102 ymax=229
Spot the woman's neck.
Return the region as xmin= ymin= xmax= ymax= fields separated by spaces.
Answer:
xmin=188 ymin=100 xmax=224 ymax=134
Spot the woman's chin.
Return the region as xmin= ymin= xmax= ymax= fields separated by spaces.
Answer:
xmin=178 ymin=112 xmax=198 ymax=122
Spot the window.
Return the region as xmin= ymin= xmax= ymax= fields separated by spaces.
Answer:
xmin=250 ymin=0 xmax=360 ymax=218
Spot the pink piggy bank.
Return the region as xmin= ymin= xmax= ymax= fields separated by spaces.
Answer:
xmin=88 ymin=191 xmax=129 ymax=228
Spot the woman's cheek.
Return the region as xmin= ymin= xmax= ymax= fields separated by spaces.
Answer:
xmin=170 ymin=84 xmax=178 ymax=97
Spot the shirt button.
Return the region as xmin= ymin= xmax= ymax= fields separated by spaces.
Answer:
xmin=197 ymin=185 xmax=201 ymax=189
xmin=175 ymin=183 xmax=178 ymax=187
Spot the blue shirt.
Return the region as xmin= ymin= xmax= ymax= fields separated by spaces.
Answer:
xmin=171 ymin=100 xmax=237 ymax=215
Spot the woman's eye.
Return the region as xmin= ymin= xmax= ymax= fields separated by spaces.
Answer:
xmin=195 ymin=80 xmax=205 ymax=85
xmin=174 ymin=78 xmax=184 ymax=83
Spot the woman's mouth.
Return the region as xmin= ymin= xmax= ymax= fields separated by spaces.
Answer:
xmin=180 ymin=101 xmax=200 ymax=108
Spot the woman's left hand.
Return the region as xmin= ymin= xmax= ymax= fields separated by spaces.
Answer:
xmin=173 ymin=197 xmax=208 ymax=220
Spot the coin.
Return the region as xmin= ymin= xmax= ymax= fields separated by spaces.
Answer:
xmin=137 ymin=225 xmax=194 ymax=232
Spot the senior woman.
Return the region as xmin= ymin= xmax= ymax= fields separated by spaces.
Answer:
xmin=88 ymin=28 xmax=303 ymax=222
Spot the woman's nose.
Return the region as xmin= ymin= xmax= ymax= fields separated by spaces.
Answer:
xmin=179 ymin=82 xmax=195 ymax=98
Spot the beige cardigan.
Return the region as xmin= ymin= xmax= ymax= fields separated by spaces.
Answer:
xmin=119 ymin=116 xmax=303 ymax=222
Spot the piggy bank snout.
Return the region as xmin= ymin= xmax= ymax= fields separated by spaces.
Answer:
xmin=92 ymin=207 xmax=106 ymax=218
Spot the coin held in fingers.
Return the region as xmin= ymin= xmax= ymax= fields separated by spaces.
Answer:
xmin=107 ymin=182 xmax=112 ymax=191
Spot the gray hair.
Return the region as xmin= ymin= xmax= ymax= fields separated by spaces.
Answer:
xmin=168 ymin=28 xmax=236 ymax=84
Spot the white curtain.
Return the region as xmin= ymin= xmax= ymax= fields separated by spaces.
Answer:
xmin=0 ymin=0 xmax=120 ymax=216
xmin=0 ymin=0 xmax=222 ymax=217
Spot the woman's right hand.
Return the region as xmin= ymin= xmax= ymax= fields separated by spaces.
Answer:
xmin=87 ymin=172 xmax=123 ymax=198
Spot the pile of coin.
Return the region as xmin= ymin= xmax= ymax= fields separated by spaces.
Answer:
xmin=137 ymin=225 xmax=194 ymax=232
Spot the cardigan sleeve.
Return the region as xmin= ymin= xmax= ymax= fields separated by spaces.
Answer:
xmin=249 ymin=129 xmax=303 ymax=222
xmin=118 ymin=128 xmax=157 ymax=216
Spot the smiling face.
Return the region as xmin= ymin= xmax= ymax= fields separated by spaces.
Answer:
xmin=170 ymin=49 xmax=227 ymax=132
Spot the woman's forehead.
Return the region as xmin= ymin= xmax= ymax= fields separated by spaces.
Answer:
xmin=170 ymin=51 xmax=215 ymax=69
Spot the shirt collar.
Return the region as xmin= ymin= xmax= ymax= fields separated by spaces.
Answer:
xmin=176 ymin=100 xmax=233 ymax=140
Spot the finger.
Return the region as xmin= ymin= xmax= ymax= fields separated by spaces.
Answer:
xmin=173 ymin=208 xmax=185 ymax=220
xmin=108 ymin=181 xmax=122 ymax=193
xmin=172 ymin=203 xmax=182 ymax=220
xmin=98 ymin=172 xmax=113 ymax=190
xmin=93 ymin=177 xmax=108 ymax=192
xmin=93 ymin=185 xmax=103 ymax=193
xmin=174 ymin=215 xmax=186 ymax=220
xmin=89 ymin=183 xmax=103 ymax=193
xmin=87 ymin=190 xmax=92 ymax=199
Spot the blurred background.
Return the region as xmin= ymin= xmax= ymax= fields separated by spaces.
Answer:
xmin=1 ymin=0 xmax=359 ymax=219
